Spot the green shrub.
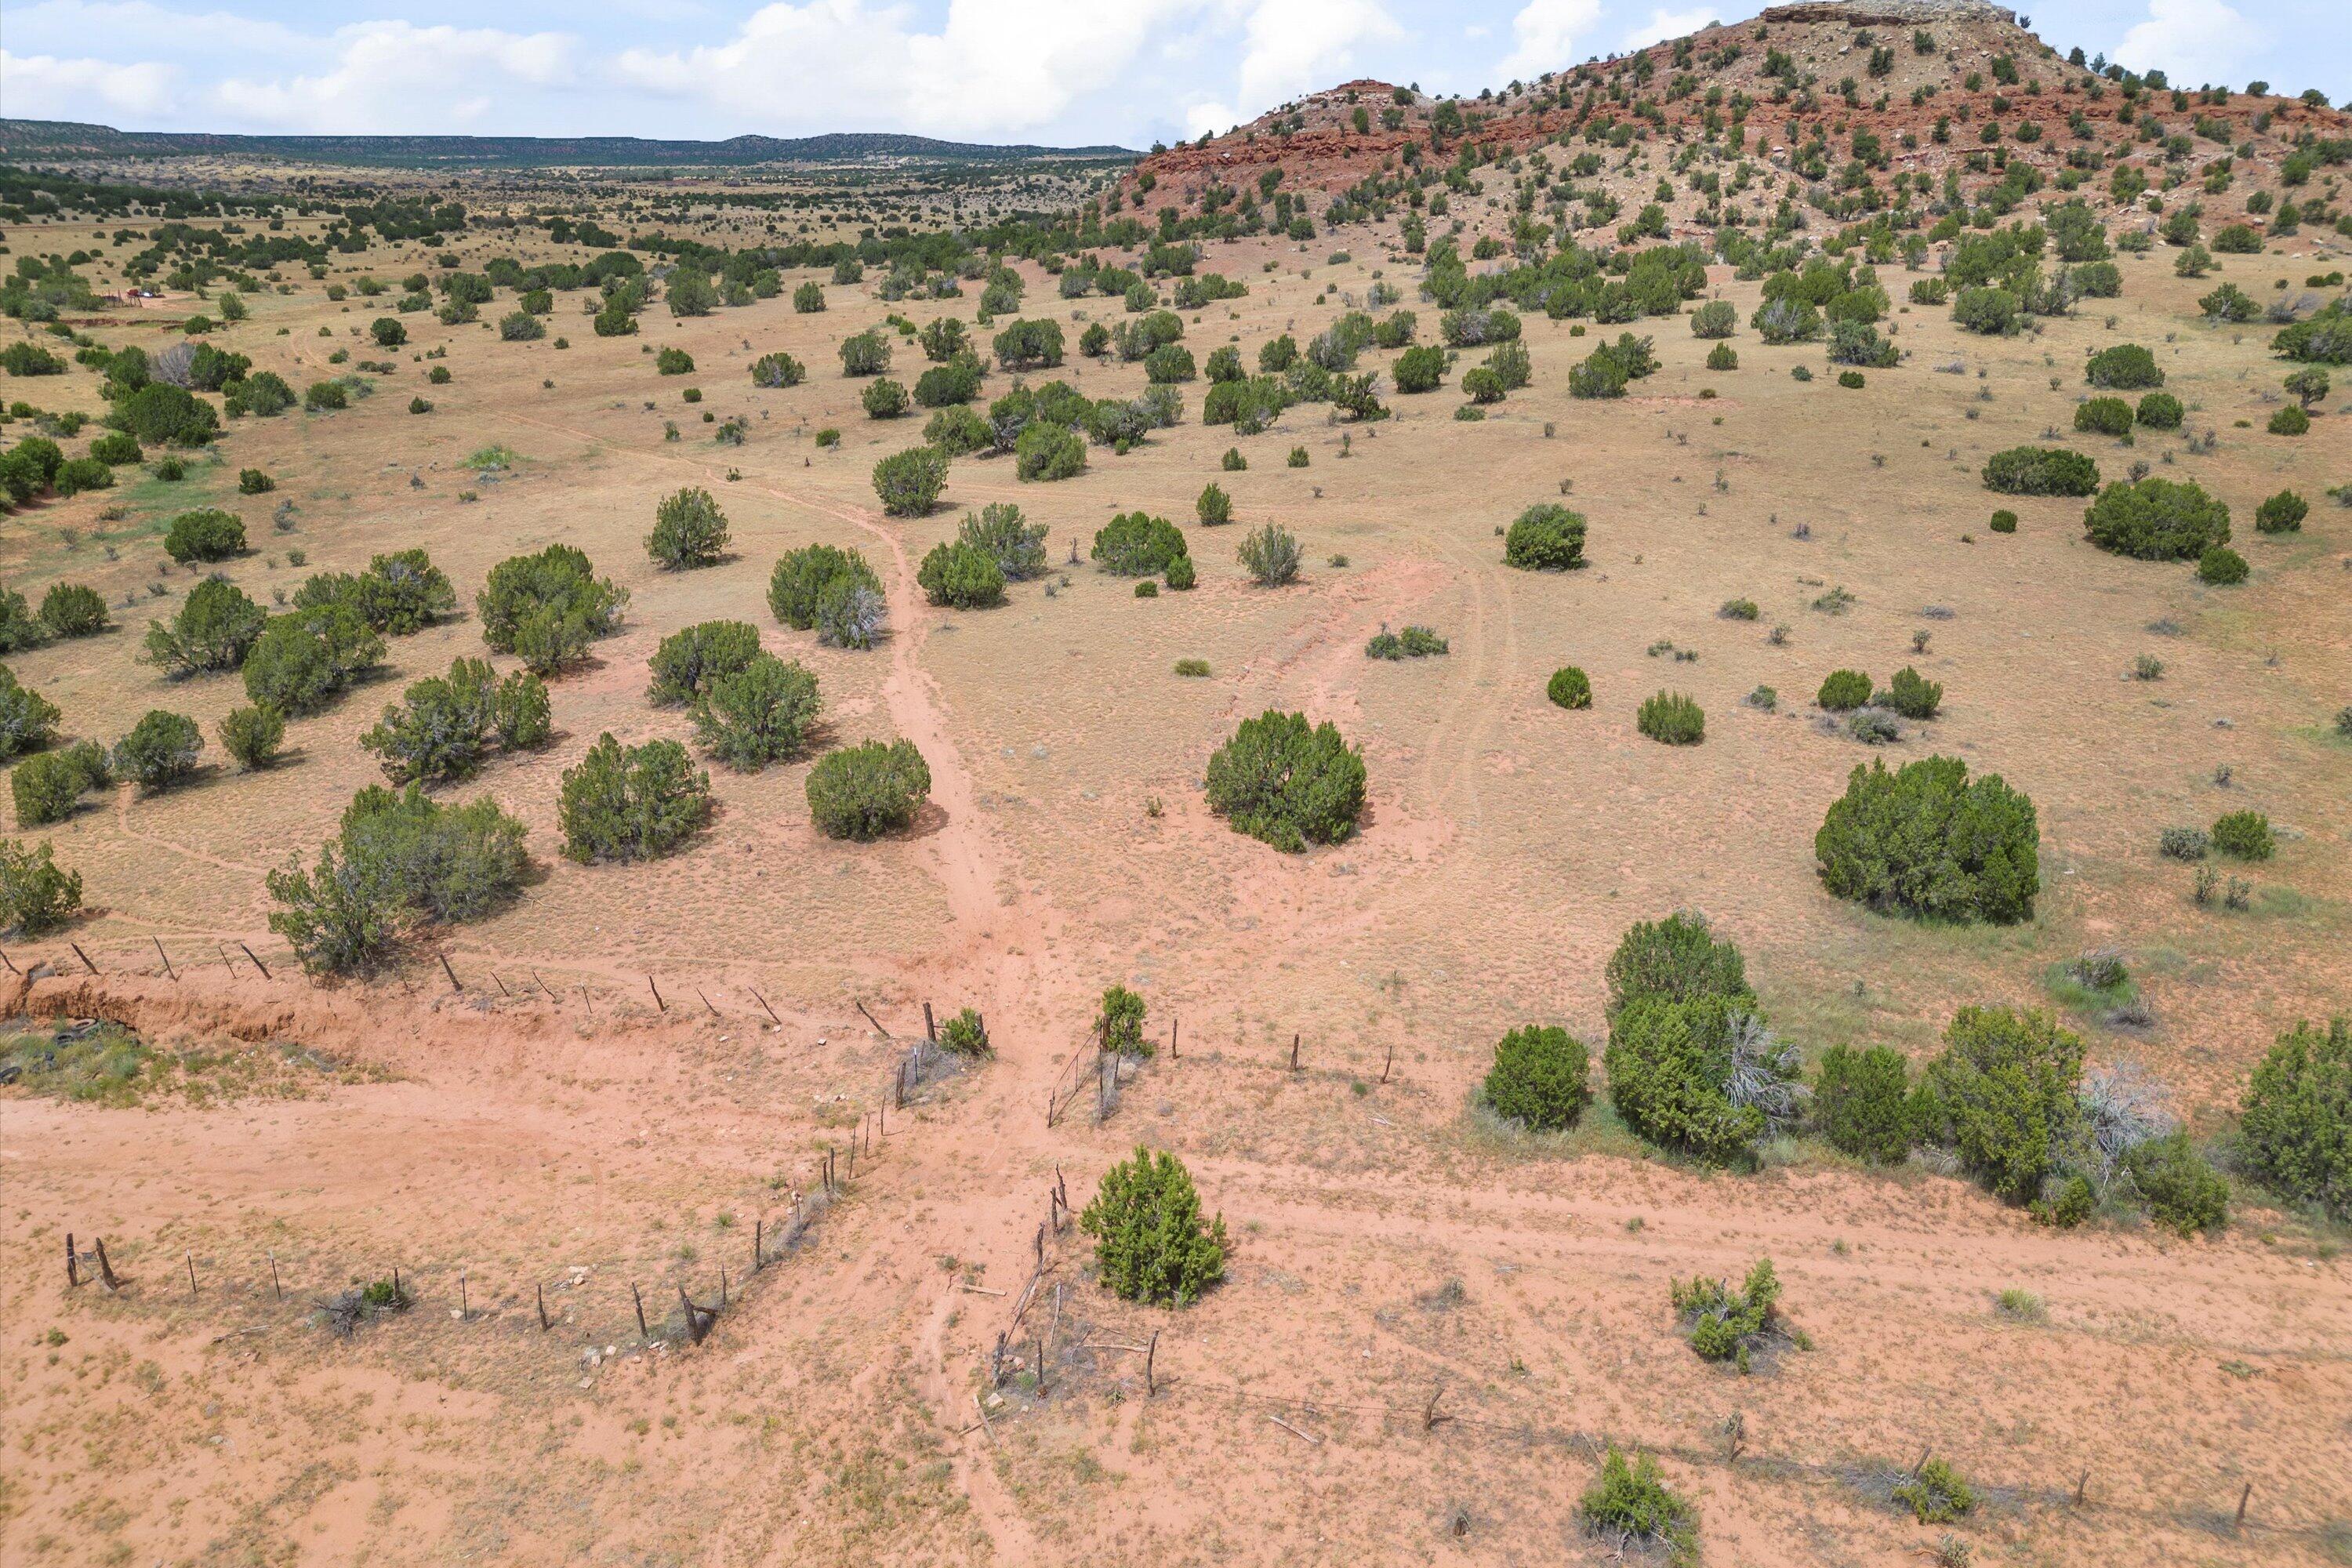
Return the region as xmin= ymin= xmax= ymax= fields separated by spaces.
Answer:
xmin=2135 ymin=390 xmax=2183 ymax=429
xmin=1670 ymin=1257 xmax=1795 ymax=1370
xmin=1092 ymin=511 xmax=1188 ymax=575
xmin=862 ymin=378 xmax=909 ymax=418
xmin=291 ymin=550 xmax=456 ymax=636
xmin=1880 ymin=666 xmax=1943 ymax=720
xmin=647 ymin=619 xmax=762 ymax=706
xmin=267 ymin=785 xmax=528 ymax=974
xmin=872 ymin=444 xmax=949 ymax=515
xmin=1816 ymin=756 xmax=2039 ymax=924
xmin=34 ymin=585 xmax=107 ymax=639
xmin=691 ymin=653 xmax=819 ymax=771
xmin=1548 ymin=666 xmax=1592 ymax=709
xmin=1919 ymin=1006 xmax=2084 ymax=1203
xmin=0 ymin=665 xmax=62 ymax=760
xmin=1236 ymin=523 xmax=1301 ymax=586
xmin=2197 ymin=544 xmax=2249 ymax=584
xmin=2074 ymin=396 xmax=2133 ymax=437
xmin=241 ymin=605 xmax=383 ymax=715
xmin=1606 ymin=994 xmax=1783 ymax=1163
xmin=53 ymin=458 xmax=113 ymax=498
xmin=142 ymin=576 xmax=265 ymax=676
xmin=940 ymin=1007 xmax=991 ymax=1054
xmin=162 ymin=507 xmax=245 ymax=563
xmin=218 ymin=704 xmax=285 ymax=769
xmin=1196 ymin=481 xmax=1232 ymax=525
xmin=114 ymin=383 xmax=220 ymax=445
xmin=1706 ymin=343 xmax=1738 ymax=371
xmin=2122 ymin=1131 xmax=2228 ymax=1234
xmin=361 ymin=658 xmax=545 ymax=782
xmin=1221 ymin=447 xmax=1247 ymax=471
xmin=655 ymin=346 xmax=694 ymax=376
xmin=1203 ymin=710 xmax=1365 ymax=851
xmin=1015 ymin=421 xmax=1087 ymax=481
xmin=1484 ymin=1024 xmax=1592 ymax=1131
xmin=1816 ymin=669 xmax=1872 ymax=711
xmin=12 ymin=742 xmax=107 ymax=826
xmin=1579 ymin=1447 xmax=1696 ymax=1566
xmin=477 ymin=544 xmax=626 ymax=673
xmin=89 ymin=432 xmax=143 ymax=466
xmin=557 ymin=735 xmax=711 ymax=862
xmin=1690 ymin=299 xmax=1738 ymax=338
xmin=1813 ymin=1044 xmax=1916 ymax=1162
xmin=916 ymin=539 xmax=1006 ymax=608
xmin=0 ymin=837 xmax=82 ymax=935
xmin=303 ymin=380 xmax=348 ymax=412
xmin=1893 ymin=1459 xmax=1976 ymax=1524
xmin=1080 ymin=1147 xmax=1227 ymax=1306
xmin=924 ymin=405 xmax=991 ymax=454
xmin=1605 ymin=912 xmax=1750 ymax=1017
xmin=2267 ymin=405 xmax=2310 ymax=435
xmin=1392 ymin=343 xmax=1446 ymax=393
xmin=647 ymin=486 xmax=731 ymax=570
xmin=2085 ymin=343 xmax=2163 ymax=389
xmin=805 ymin=739 xmax=931 ymax=839
xmin=2238 ymin=1018 xmax=2350 ymax=1219
xmin=1982 ymin=446 xmax=2100 ymax=496
xmin=1164 ymin=555 xmax=1196 ymax=591
xmin=957 ymin=503 xmax=1047 ymax=581
xmin=750 ymin=352 xmax=805 ymax=388
xmin=2210 ymin=809 xmax=2274 ymax=860
xmin=770 ymin=544 xmax=880 ymax=630
xmin=2083 ymin=477 xmax=2230 ymax=561
xmin=1504 ymin=503 xmax=1588 ymax=569
xmin=2255 ymin=490 xmax=2308 ymax=533
xmin=111 ymin=710 xmax=204 ymax=791
xmin=1636 ymin=691 xmax=1704 ymax=744
xmin=1989 ymin=509 xmax=2018 ymax=533
xmin=839 ymin=329 xmax=890 ymax=376
xmin=1097 ymin=983 xmax=1149 ymax=1054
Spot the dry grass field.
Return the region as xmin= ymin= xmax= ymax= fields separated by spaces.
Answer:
xmin=2 ymin=135 xmax=2349 ymax=1568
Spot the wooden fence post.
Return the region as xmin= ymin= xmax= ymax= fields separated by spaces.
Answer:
xmin=536 ymin=1283 xmax=550 ymax=1330
xmin=269 ymin=1250 xmax=281 ymax=1300
xmin=924 ymin=1002 xmax=937 ymax=1042
xmin=2236 ymin=1483 xmax=2252 ymax=1529
xmin=186 ymin=1250 xmax=198 ymax=1300
xmin=71 ymin=942 xmax=100 ymax=975
xmin=238 ymin=942 xmax=271 ymax=980
xmin=96 ymin=1237 xmax=119 ymax=1290
xmin=440 ymin=953 xmax=463 ymax=993
xmin=65 ymin=1232 xmax=78 ymax=1288
xmin=647 ymin=975 xmax=666 ymax=1012
xmin=633 ymin=1282 xmax=649 ymax=1341
xmin=1290 ymin=1032 xmax=1301 ymax=1071
xmin=1145 ymin=1329 xmax=1159 ymax=1397
xmin=154 ymin=937 xmax=176 ymax=979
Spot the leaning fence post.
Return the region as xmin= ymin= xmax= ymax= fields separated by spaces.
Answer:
xmin=633 ymin=1282 xmax=649 ymax=1341
xmin=238 ymin=942 xmax=271 ymax=980
xmin=96 ymin=1237 xmax=119 ymax=1290
xmin=647 ymin=975 xmax=666 ymax=1012
xmin=153 ymin=937 xmax=176 ymax=980
xmin=1290 ymin=1032 xmax=1301 ymax=1072
xmin=71 ymin=942 xmax=100 ymax=975
xmin=186 ymin=1250 xmax=198 ymax=1300
xmin=2236 ymin=1483 xmax=2252 ymax=1529
xmin=65 ymin=1232 xmax=78 ymax=1289
xmin=536 ymin=1283 xmax=550 ymax=1330
xmin=439 ymin=953 xmax=463 ymax=993
xmin=1145 ymin=1329 xmax=1159 ymax=1397
xmin=269 ymin=1250 xmax=281 ymax=1300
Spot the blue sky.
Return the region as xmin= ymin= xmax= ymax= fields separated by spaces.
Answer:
xmin=2 ymin=0 xmax=2343 ymax=150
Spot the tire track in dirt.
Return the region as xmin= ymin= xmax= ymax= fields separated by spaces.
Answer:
xmin=499 ymin=412 xmax=1089 ymax=1554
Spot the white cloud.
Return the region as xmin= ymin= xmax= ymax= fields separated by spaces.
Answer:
xmin=1184 ymin=100 xmax=1239 ymax=139
xmin=0 ymin=51 xmax=181 ymax=118
xmin=1621 ymin=7 xmax=1716 ymax=51
xmin=209 ymin=23 xmax=581 ymax=132
xmin=1497 ymin=0 xmax=1599 ymax=82
xmin=615 ymin=0 xmax=1206 ymax=140
xmin=1235 ymin=0 xmax=1403 ymax=111
xmin=2118 ymin=0 xmax=2270 ymax=85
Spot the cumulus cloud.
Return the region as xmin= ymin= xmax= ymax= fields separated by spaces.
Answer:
xmin=0 ymin=51 xmax=180 ymax=118
xmin=1184 ymin=100 xmax=1240 ymax=139
xmin=1233 ymin=0 xmax=1403 ymax=110
xmin=1497 ymin=0 xmax=1599 ymax=83
xmin=2118 ymin=0 xmax=2270 ymax=85
xmin=211 ymin=23 xmax=580 ymax=132
xmin=615 ymin=0 xmax=1207 ymax=140
xmin=1621 ymin=6 xmax=1717 ymax=51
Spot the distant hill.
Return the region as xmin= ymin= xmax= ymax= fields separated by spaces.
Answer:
xmin=0 ymin=120 xmax=1137 ymax=169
